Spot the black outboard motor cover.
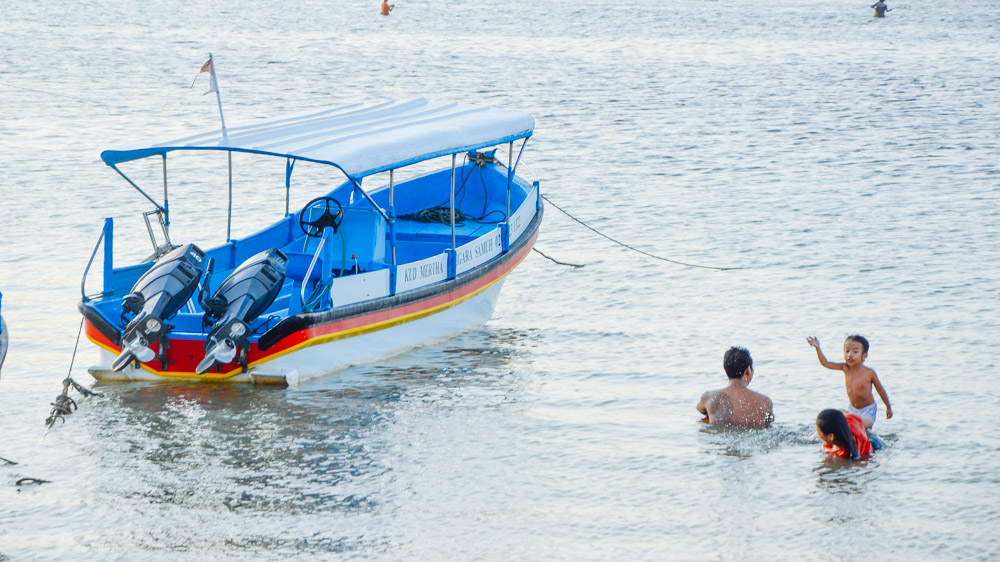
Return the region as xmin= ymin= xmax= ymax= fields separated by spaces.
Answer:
xmin=196 ymin=248 xmax=288 ymax=374
xmin=112 ymin=244 xmax=205 ymax=371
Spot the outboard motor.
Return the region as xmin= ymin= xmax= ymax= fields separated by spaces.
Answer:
xmin=196 ymin=248 xmax=288 ymax=374
xmin=112 ymin=244 xmax=205 ymax=371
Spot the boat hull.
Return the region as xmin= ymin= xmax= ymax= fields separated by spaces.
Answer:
xmin=0 ymin=316 xmax=7 ymax=374
xmin=84 ymin=217 xmax=538 ymax=385
xmin=89 ymin=278 xmax=505 ymax=385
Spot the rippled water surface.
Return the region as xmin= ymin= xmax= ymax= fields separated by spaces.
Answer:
xmin=2 ymin=0 xmax=999 ymax=559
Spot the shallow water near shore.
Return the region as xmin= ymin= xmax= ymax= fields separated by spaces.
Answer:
xmin=2 ymin=0 xmax=999 ymax=559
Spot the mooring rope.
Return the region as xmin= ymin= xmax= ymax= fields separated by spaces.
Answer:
xmin=45 ymin=319 xmax=103 ymax=429
xmin=67 ymin=319 xmax=84 ymax=378
xmin=533 ymin=248 xmax=584 ymax=268
xmin=539 ymin=194 xmax=742 ymax=271
xmin=0 ymin=82 xmax=108 ymax=105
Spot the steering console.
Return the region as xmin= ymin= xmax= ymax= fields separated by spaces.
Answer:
xmin=298 ymin=196 xmax=344 ymax=238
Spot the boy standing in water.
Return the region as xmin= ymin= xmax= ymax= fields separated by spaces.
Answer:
xmin=807 ymin=335 xmax=893 ymax=424
xmin=871 ymin=0 xmax=891 ymax=18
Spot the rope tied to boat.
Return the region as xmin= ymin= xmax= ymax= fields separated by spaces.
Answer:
xmin=539 ymin=193 xmax=743 ymax=271
xmin=45 ymin=319 xmax=103 ymax=429
xmin=533 ymin=247 xmax=584 ymax=268
xmin=399 ymin=153 xmax=508 ymax=226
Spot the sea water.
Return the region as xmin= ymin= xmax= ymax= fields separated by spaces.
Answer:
xmin=1 ymin=0 xmax=998 ymax=559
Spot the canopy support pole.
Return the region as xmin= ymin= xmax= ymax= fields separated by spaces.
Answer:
xmin=450 ymin=154 xmax=456 ymax=250
xmin=511 ymin=137 xmax=528 ymax=184
xmin=285 ymin=158 xmax=295 ymax=216
xmin=505 ymin=142 xmax=512 ymax=222
xmin=161 ymin=155 xmax=170 ymax=228
xmin=226 ymin=151 xmax=233 ymax=242
xmin=109 ymin=165 xmax=166 ymax=215
xmin=389 ymin=169 xmax=396 ymax=267
xmin=508 ymin=138 xmax=528 ymax=221
xmin=349 ymin=178 xmax=390 ymax=223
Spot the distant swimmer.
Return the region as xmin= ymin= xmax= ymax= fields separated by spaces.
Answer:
xmin=871 ymin=0 xmax=891 ymax=17
xmin=696 ymin=346 xmax=774 ymax=429
xmin=381 ymin=0 xmax=394 ymax=15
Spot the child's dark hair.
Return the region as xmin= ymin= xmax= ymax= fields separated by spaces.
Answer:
xmin=845 ymin=334 xmax=869 ymax=354
xmin=817 ymin=409 xmax=859 ymax=460
xmin=723 ymin=346 xmax=752 ymax=379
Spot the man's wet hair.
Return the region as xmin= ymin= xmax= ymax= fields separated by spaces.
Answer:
xmin=845 ymin=334 xmax=869 ymax=354
xmin=723 ymin=346 xmax=753 ymax=379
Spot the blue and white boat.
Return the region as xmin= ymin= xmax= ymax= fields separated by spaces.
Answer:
xmin=78 ymin=98 xmax=542 ymax=384
xmin=0 ymin=291 xmax=7 ymax=373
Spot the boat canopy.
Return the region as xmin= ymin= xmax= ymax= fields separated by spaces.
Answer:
xmin=100 ymin=98 xmax=534 ymax=180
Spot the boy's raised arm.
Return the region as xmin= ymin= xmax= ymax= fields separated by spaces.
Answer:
xmin=806 ymin=336 xmax=845 ymax=370
xmin=872 ymin=371 xmax=893 ymax=418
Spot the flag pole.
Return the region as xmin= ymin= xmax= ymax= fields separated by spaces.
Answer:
xmin=208 ymin=53 xmax=228 ymax=139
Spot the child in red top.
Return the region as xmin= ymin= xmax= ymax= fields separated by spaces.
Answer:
xmin=816 ymin=409 xmax=872 ymax=460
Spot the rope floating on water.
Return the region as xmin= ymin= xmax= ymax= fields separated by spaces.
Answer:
xmin=16 ymin=477 xmax=52 ymax=486
xmin=539 ymin=193 xmax=742 ymax=271
xmin=533 ymin=248 xmax=584 ymax=268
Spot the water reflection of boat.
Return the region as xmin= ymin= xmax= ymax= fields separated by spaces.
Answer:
xmin=78 ymin=99 xmax=542 ymax=385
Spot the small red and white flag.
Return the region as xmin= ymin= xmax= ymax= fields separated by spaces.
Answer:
xmin=190 ymin=56 xmax=218 ymax=93
xmin=189 ymin=53 xmax=228 ymax=137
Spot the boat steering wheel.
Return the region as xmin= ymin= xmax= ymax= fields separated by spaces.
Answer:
xmin=299 ymin=196 xmax=344 ymax=237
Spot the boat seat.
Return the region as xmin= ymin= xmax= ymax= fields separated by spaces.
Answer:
xmin=285 ymin=252 xmax=324 ymax=284
xmin=283 ymin=252 xmax=325 ymax=315
xmin=298 ymin=207 xmax=387 ymax=272
xmin=394 ymin=217 xmax=496 ymax=241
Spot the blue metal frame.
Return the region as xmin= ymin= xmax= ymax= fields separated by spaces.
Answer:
xmin=81 ymin=218 xmax=115 ymax=301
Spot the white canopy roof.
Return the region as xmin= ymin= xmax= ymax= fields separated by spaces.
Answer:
xmin=101 ymin=98 xmax=534 ymax=179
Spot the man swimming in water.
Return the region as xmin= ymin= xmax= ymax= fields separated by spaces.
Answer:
xmin=696 ymin=346 xmax=774 ymax=429
xmin=871 ymin=0 xmax=891 ymax=17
